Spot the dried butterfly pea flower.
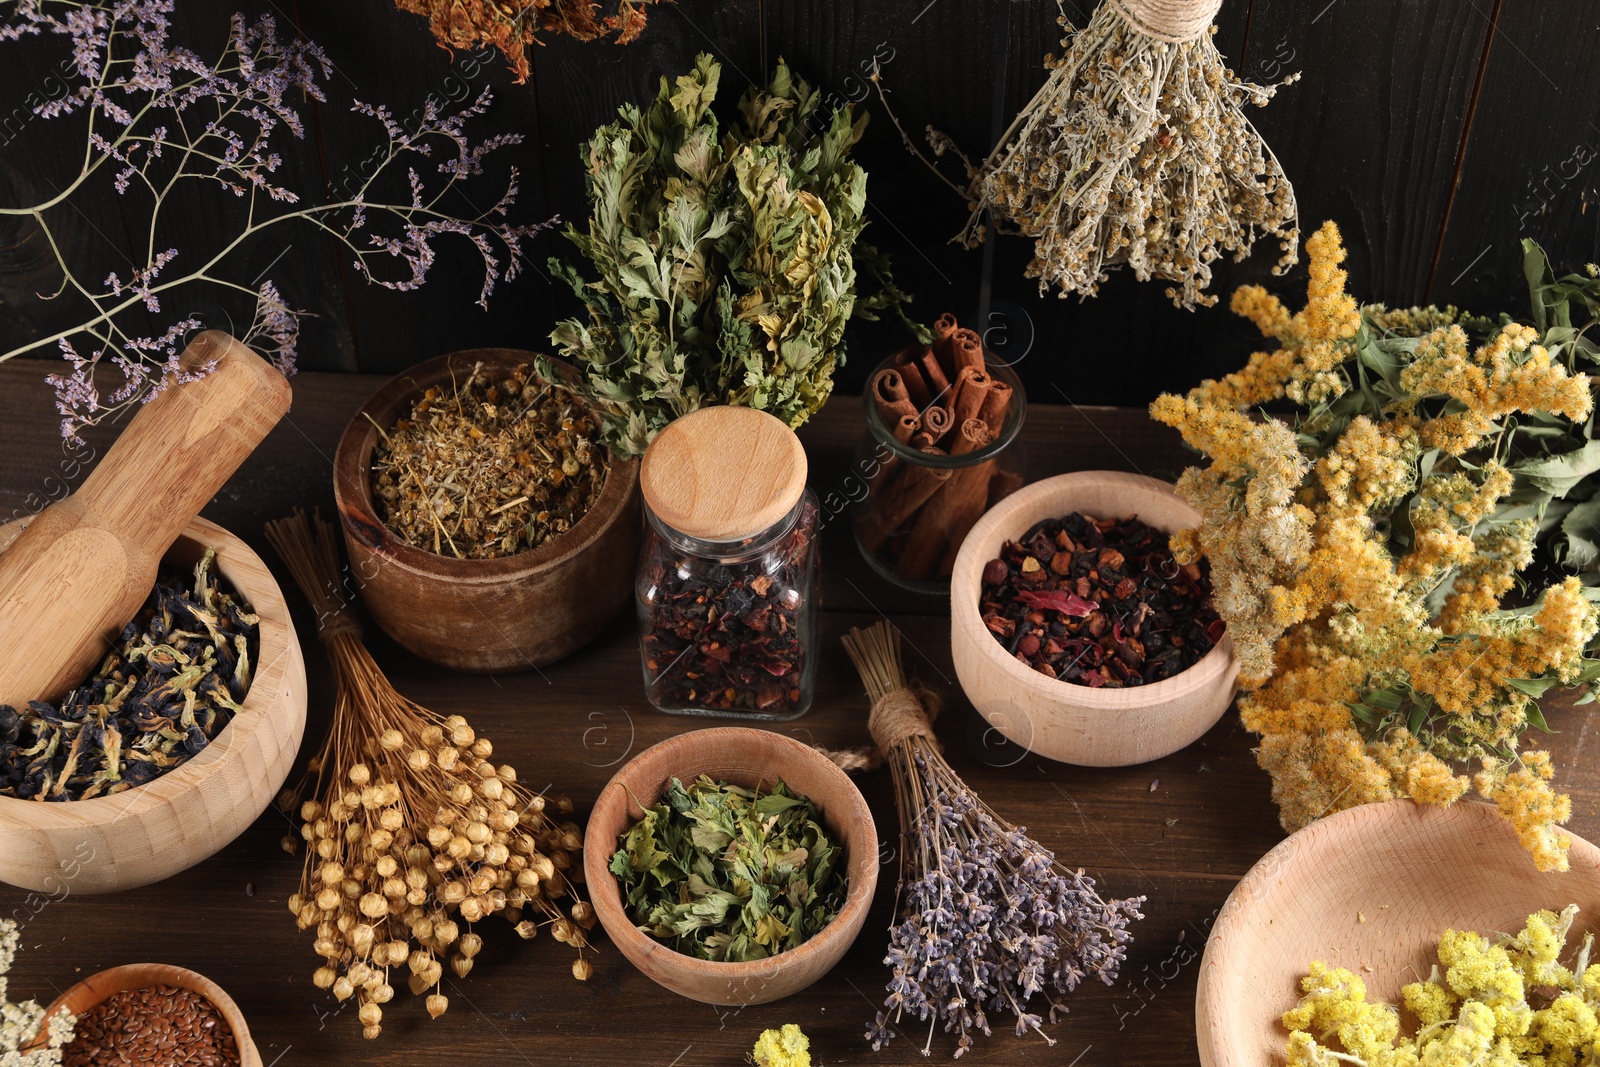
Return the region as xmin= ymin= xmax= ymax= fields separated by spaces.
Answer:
xmin=0 ymin=548 xmax=256 ymax=802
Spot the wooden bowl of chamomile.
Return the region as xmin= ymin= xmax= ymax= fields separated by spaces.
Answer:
xmin=584 ymin=727 xmax=879 ymax=1006
xmin=33 ymin=962 xmax=261 ymax=1066
xmin=949 ymin=470 xmax=1240 ymax=767
xmin=0 ymin=515 xmax=306 ymax=894
xmin=332 ymin=348 xmax=641 ymax=674
xmin=1195 ymin=799 xmax=1600 ymax=1067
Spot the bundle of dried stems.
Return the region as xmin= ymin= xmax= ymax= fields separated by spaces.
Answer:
xmin=264 ymin=510 xmax=593 ymax=1039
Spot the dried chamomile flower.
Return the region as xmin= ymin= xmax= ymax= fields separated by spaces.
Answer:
xmin=371 ymin=362 xmax=607 ymax=561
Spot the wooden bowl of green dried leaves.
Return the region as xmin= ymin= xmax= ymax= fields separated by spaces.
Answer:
xmin=332 ymin=348 xmax=641 ymax=673
xmin=584 ymin=727 xmax=879 ymax=1005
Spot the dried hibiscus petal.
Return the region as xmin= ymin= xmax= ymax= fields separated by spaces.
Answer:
xmin=977 ymin=511 xmax=1221 ymax=689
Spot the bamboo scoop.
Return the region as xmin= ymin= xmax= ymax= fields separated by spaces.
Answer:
xmin=0 ymin=330 xmax=291 ymax=709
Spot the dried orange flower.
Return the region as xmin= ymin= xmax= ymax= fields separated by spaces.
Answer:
xmin=394 ymin=0 xmax=666 ymax=83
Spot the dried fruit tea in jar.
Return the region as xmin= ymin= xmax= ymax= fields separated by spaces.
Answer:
xmin=636 ymin=407 xmax=820 ymax=719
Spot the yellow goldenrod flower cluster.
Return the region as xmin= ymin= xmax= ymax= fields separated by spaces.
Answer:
xmin=1151 ymin=220 xmax=1600 ymax=871
xmin=1285 ymin=905 xmax=1600 ymax=1066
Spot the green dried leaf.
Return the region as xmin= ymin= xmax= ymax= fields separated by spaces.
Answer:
xmin=546 ymin=53 xmax=916 ymax=458
xmin=608 ymin=775 xmax=848 ymax=962
xmin=1513 ymin=440 xmax=1600 ymax=497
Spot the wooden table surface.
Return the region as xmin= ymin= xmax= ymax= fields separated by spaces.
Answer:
xmin=2 ymin=362 xmax=1595 ymax=1066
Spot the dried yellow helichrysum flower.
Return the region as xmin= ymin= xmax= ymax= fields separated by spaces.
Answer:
xmin=1152 ymin=220 xmax=1598 ymax=870
xmin=1285 ymin=906 xmax=1600 ymax=1066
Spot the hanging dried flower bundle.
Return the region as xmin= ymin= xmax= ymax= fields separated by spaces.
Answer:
xmin=835 ymin=623 xmax=1143 ymax=1058
xmin=1150 ymin=221 xmax=1600 ymax=872
xmin=906 ymin=0 xmax=1298 ymax=308
xmin=265 ymin=511 xmax=593 ymax=1039
xmin=393 ymin=0 xmax=666 ymax=83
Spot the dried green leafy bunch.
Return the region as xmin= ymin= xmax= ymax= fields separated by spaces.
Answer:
xmin=548 ymin=53 xmax=897 ymax=458
xmin=608 ymin=776 xmax=846 ymax=962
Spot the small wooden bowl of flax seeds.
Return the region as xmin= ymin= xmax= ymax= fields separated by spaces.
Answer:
xmin=31 ymin=963 xmax=257 ymax=1067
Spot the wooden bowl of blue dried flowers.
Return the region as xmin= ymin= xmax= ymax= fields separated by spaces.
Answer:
xmin=584 ymin=727 xmax=879 ymax=1005
xmin=0 ymin=515 xmax=306 ymax=893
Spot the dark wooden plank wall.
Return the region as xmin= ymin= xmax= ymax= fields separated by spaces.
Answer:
xmin=0 ymin=0 xmax=1595 ymax=408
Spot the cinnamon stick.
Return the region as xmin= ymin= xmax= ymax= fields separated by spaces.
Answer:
xmin=950 ymin=366 xmax=994 ymax=428
xmin=856 ymin=447 xmax=952 ymax=553
xmin=920 ymin=404 xmax=954 ymax=445
xmin=935 ymin=458 xmax=1002 ymax=577
xmin=897 ymin=359 xmax=933 ymax=410
xmin=930 ymin=312 xmax=960 ymax=376
xmin=986 ymin=467 xmax=1024 ymax=509
xmin=871 ymin=367 xmax=920 ymax=426
xmin=897 ymin=419 xmax=994 ymax=581
xmin=951 ymin=328 xmax=985 ymax=376
xmin=917 ymin=348 xmax=953 ymax=407
xmin=866 ymin=415 xmax=918 ymax=496
xmin=977 ymin=379 xmax=1014 ymax=436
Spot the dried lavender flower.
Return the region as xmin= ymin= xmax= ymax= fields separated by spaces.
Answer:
xmin=840 ymin=624 xmax=1144 ymax=1058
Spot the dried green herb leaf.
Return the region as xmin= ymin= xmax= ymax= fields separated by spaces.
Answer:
xmin=609 ymin=775 xmax=847 ymax=962
xmin=546 ymin=53 xmax=914 ymax=458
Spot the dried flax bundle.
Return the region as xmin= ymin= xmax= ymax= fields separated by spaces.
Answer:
xmin=264 ymin=511 xmax=593 ymax=1039
xmin=837 ymin=623 xmax=1144 ymax=1058
xmin=958 ymin=0 xmax=1298 ymax=308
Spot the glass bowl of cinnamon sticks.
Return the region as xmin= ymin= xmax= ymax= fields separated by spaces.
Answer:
xmin=852 ymin=313 xmax=1026 ymax=594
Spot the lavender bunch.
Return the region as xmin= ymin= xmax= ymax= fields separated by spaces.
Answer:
xmin=0 ymin=0 xmax=553 ymax=438
xmin=840 ymin=624 xmax=1144 ymax=1058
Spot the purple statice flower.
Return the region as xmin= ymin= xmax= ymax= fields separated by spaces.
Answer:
xmin=867 ymin=751 xmax=1145 ymax=1059
xmin=4 ymin=0 xmax=553 ymax=438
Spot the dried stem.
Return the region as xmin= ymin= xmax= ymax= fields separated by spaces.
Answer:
xmin=264 ymin=510 xmax=593 ymax=1039
xmin=842 ymin=621 xmax=1145 ymax=1058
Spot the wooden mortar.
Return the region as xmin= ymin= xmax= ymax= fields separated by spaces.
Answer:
xmin=0 ymin=331 xmax=289 ymax=709
xmin=332 ymin=349 xmax=641 ymax=673
xmin=0 ymin=516 xmax=306 ymax=894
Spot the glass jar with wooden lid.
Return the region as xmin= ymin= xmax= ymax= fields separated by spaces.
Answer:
xmin=636 ymin=407 xmax=820 ymax=720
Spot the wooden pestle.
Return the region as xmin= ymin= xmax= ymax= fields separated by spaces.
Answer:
xmin=0 ymin=331 xmax=291 ymax=709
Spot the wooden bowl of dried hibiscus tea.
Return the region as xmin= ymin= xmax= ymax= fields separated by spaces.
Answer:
xmin=950 ymin=471 xmax=1239 ymax=767
xmin=584 ymin=727 xmax=879 ymax=1005
xmin=332 ymin=348 xmax=641 ymax=672
xmin=0 ymin=515 xmax=306 ymax=893
xmin=33 ymin=962 xmax=260 ymax=1066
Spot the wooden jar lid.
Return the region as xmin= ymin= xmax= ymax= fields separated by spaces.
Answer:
xmin=640 ymin=407 xmax=808 ymax=541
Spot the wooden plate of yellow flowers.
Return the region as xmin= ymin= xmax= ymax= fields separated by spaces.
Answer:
xmin=1196 ymin=799 xmax=1600 ymax=1066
